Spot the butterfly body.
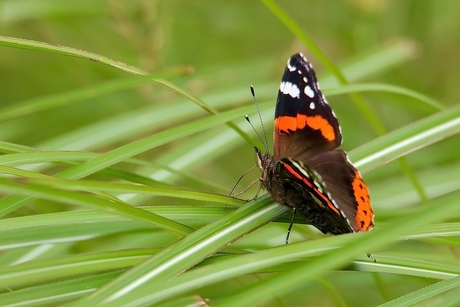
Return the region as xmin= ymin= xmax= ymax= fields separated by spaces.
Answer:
xmin=256 ymin=53 xmax=374 ymax=236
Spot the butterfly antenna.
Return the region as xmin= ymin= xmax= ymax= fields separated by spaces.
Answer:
xmin=249 ymin=85 xmax=269 ymax=153
xmin=244 ymin=115 xmax=265 ymax=151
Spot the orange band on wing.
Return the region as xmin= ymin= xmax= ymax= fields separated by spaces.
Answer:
xmin=352 ymin=171 xmax=374 ymax=231
xmin=275 ymin=114 xmax=336 ymax=141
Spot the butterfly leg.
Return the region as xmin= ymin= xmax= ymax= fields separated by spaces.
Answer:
xmin=285 ymin=207 xmax=297 ymax=245
xmin=245 ymin=181 xmax=264 ymax=202
xmin=230 ymin=177 xmax=261 ymax=200
xmin=366 ymin=252 xmax=376 ymax=262
xmin=229 ymin=166 xmax=258 ymax=197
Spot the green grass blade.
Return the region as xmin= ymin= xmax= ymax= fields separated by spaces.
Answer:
xmin=213 ymin=190 xmax=460 ymax=307
xmin=352 ymin=105 xmax=460 ymax=172
xmin=0 ymin=177 xmax=194 ymax=236
xmin=0 ymin=102 xmax=258 ymax=217
xmin=380 ymin=276 xmax=460 ymax=307
xmin=0 ymin=272 xmax=121 ymax=306
xmin=0 ymin=35 xmax=148 ymax=75
xmin=70 ymin=196 xmax=288 ymax=306
xmin=0 ymin=74 xmax=180 ymax=122
xmin=95 ymin=189 xmax=460 ymax=306
xmin=327 ymin=83 xmax=445 ymax=111
xmin=0 ymin=249 xmax=152 ymax=288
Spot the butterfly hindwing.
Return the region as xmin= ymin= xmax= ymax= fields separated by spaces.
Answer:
xmin=278 ymin=157 xmax=354 ymax=234
xmin=302 ymin=150 xmax=374 ymax=232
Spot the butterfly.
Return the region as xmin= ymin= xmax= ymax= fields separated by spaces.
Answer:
xmin=256 ymin=53 xmax=374 ymax=241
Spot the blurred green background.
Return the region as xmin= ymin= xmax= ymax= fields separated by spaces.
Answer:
xmin=1 ymin=0 xmax=459 ymax=211
xmin=1 ymin=0 xmax=460 ymax=306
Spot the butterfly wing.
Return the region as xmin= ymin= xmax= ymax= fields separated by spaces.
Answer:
xmin=267 ymin=53 xmax=374 ymax=236
xmin=274 ymin=53 xmax=342 ymax=162
xmin=304 ymin=150 xmax=374 ymax=232
xmin=278 ymin=157 xmax=354 ymax=234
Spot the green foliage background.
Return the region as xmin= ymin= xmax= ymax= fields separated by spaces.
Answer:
xmin=0 ymin=0 xmax=459 ymax=306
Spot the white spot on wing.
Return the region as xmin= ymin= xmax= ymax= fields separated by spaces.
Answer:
xmin=280 ymin=81 xmax=300 ymax=98
xmin=290 ymin=160 xmax=311 ymax=179
xmin=287 ymin=59 xmax=296 ymax=72
xmin=309 ymin=102 xmax=315 ymax=109
xmin=304 ymin=85 xmax=315 ymax=98
xmin=313 ymin=180 xmax=322 ymax=189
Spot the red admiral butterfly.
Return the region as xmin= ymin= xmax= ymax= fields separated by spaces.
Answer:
xmin=256 ymin=53 xmax=374 ymax=238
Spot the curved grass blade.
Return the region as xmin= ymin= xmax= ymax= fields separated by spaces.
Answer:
xmin=0 ymin=102 xmax=261 ymax=217
xmin=96 ymin=189 xmax=460 ymax=306
xmin=70 ymin=196 xmax=288 ymax=306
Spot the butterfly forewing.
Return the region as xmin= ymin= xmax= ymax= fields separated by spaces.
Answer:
xmin=274 ymin=53 xmax=342 ymax=162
